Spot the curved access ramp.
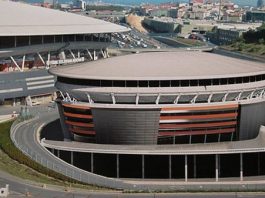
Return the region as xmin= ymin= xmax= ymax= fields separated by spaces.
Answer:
xmin=10 ymin=108 xmax=265 ymax=191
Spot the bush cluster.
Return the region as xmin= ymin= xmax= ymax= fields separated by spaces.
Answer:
xmin=243 ymin=23 xmax=265 ymax=44
xmin=0 ymin=121 xmax=80 ymax=185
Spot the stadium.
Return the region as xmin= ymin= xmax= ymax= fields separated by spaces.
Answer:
xmin=0 ymin=0 xmax=128 ymax=105
xmin=3 ymin=0 xmax=265 ymax=187
xmin=46 ymin=51 xmax=265 ymax=180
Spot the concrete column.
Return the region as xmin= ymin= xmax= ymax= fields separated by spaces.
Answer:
xmin=116 ymin=154 xmax=119 ymax=178
xmin=91 ymin=153 xmax=94 ymax=173
xmin=258 ymin=153 xmax=260 ymax=175
xmin=193 ymin=155 xmax=196 ymax=178
xmin=231 ymin=133 xmax=234 ymax=141
xmin=70 ymin=151 xmax=73 ymax=165
xmin=169 ymin=155 xmax=172 ymax=179
xmin=240 ymin=153 xmax=243 ymax=181
xmin=22 ymin=55 xmax=25 ymax=71
xmin=185 ymin=155 xmax=188 ymax=182
xmin=218 ymin=154 xmax=221 ymax=177
xmin=142 ymin=155 xmax=145 ymax=179
xmin=93 ymin=50 xmax=96 ymax=60
xmin=215 ymin=154 xmax=219 ymax=182
xmin=47 ymin=52 xmax=50 ymax=68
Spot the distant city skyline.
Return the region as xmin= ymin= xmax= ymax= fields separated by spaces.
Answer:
xmin=27 ymin=0 xmax=258 ymax=6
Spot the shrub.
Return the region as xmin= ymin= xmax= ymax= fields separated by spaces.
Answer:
xmin=0 ymin=121 xmax=81 ymax=185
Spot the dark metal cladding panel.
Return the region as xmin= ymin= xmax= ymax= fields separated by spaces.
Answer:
xmin=239 ymin=101 xmax=265 ymax=140
xmin=56 ymin=101 xmax=72 ymax=140
xmin=92 ymin=108 xmax=161 ymax=145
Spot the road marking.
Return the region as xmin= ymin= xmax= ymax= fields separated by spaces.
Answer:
xmin=26 ymin=79 xmax=54 ymax=86
xmin=26 ymin=76 xmax=54 ymax=81
xmin=0 ymin=88 xmax=23 ymax=94
xmin=27 ymin=84 xmax=54 ymax=90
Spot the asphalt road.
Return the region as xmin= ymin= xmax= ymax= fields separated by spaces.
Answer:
xmin=0 ymin=170 xmax=96 ymax=198
xmin=1 ymin=169 xmax=265 ymax=198
xmin=11 ymin=108 xmax=134 ymax=190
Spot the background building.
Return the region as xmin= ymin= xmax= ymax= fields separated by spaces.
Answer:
xmin=207 ymin=23 xmax=261 ymax=45
xmin=143 ymin=17 xmax=181 ymax=33
xmin=245 ymin=10 xmax=265 ymax=22
xmin=257 ymin=0 xmax=264 ymax=8
xmin=0 ymin=1 xmax=128 ymax=105
xmin=72 ymin=0 xmax=87 ymax=10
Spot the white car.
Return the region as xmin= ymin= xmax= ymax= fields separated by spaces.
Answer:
xmin=31 ymin=101 xmax=41 ymax=106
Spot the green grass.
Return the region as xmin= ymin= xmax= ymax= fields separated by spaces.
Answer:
xmin=224 ymin=42 xmax=265 ymax=57
xmin=175 ymin=37 xmax=204 ymax=47
xmin=0 ymin=120 xmax=107 ymax=190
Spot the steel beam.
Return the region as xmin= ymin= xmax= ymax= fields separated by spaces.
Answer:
xmin=116 ymin=154 xmax=119 ymax=178
xmin=10 ymin=56 xmax=22 ymax=72
xmin=142 ymin=155 xmax=145 ymax=179
xmin=91 ymin=153 xmax=94 ymax=173
xmin=37 ymin=53 xmax=45 ymax=65
xmin=22 ymin=55 xmax=26 ymax=71
xmin=169 ymin=155 xmax=172 ymax=179
xmin=185 ymin=155 xmax=188 ymax=182
xmin=240 ymin=153 xmax=243 ymax=181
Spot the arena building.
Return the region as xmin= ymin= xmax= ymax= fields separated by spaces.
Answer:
xmin=0 ymin=0 xmax=128 ymax=105
xmin=45 ymin=51 xmax=265 ymax=181
xmin=50 ymin=51 xmax=265 ymax=144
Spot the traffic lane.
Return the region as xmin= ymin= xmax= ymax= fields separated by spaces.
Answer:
xmin=13 ymin=114 xmax=100 ymax=184
xmin=0 ymin=171 xmax=83 ymax=198
xmin=1 ymin=169 xmax=265 ymax=198
xmin=65 ymin=192 xmax=265 ymax=198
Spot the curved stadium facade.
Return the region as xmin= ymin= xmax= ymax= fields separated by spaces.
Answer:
xmin=50 ymin=51 xmax=265 ymax=145
xmin=45 ymin=51 xmax=265 ymax=180
xmin=4 ymin=0 xmax=265 ymax=185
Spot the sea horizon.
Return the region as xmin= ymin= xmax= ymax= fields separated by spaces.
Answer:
xmin=26 ymin=0 xmax=258 ymax=7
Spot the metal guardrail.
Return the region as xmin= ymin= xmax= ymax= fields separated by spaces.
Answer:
xmin=10 ymin=117 xmax=87 ymax=184
xmin=8 ymin=111 xmax=265 ymax=191
xmin=9 ymin=114 xmax=133 ymax=190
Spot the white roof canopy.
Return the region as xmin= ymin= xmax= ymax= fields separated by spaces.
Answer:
xmin=0 ymin=0 xmax=129 ymax=36
xmin=50 ymin=51 xmax=265 ymax=81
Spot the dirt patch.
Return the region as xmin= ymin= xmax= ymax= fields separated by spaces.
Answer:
xmin=126 ymin=14 xmax=147 ymax=33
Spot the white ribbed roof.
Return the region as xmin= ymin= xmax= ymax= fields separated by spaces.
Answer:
xmin=0 ymin=0 xmax=129 ymax=36
xmin=49 ymin=51 xmax=265 ymax=81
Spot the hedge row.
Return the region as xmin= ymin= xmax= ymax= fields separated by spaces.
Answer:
xmin=0 ymin=120 xmax=82 ymax=185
